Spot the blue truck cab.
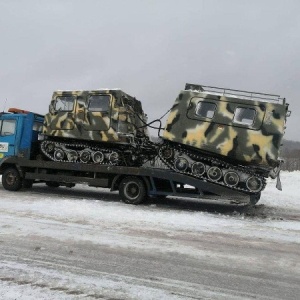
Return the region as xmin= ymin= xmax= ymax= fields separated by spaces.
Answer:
xmin=0 ymin=108 xmax=44 ymax=162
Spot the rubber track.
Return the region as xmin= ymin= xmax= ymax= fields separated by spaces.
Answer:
xmin=158 ymin=142 xmax=266 ymax=194
xmin=41 ymin=140 xmax=125 ymax=166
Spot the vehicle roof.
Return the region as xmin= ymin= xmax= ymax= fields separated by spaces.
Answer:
xmin=52 ymin=89 xmax=138 ymax=100
xmin=185 ymin=83 xmax=286 ymax=105
xmin=0 ymin=109 xmax=44 ymax=120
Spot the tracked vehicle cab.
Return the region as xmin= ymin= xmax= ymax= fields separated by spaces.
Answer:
xmin=43 ymin=89 xmax=147 ymax=143
xmin=160 ymin=83 xmax=290 ymax=193
xmin=41 ymin=89 xmax=151 ymax=165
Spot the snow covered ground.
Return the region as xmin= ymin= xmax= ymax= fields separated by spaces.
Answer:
xmin=0 ymin=171 xmax=299 ymax=299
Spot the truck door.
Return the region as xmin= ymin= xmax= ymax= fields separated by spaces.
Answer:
xmin=0 ymin=118 xmax=17 ymax=159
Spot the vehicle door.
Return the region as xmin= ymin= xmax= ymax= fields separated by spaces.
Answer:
xmin=83 ymin=94 xmax=111 ymax=131
xmin=0 ymin=118 xmax=17 ymax=160
xmin=49 ymin=95 xmax=76 ymax=130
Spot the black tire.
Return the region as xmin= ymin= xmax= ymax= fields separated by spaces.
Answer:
xmin=46 ymin=181 xmax=60 ymax=188
xmin=250 ymin=192 xmax=261 ymax=205
xmin=119 ymin=176 xmax=147 ymax=205
xmin=2 ymin=168 xmax=23 ymax=191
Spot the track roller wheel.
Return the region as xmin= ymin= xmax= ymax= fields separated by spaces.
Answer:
xmin=80 ymin=150 xmax=91 ymax=163
xmin=109 ymin=151 xmax=119 ymax=165
xmin=119 ymin=176 xmax=147 ymax=205
xmin=44 ymin=141 xmax=55 ymax=153
xmin=207 ymin=166 xmax=222 ymax=181
xmin=246 ymin=176 xmax=263 ymax=192
xmin=54 ymin=149 xmax=65 ymax=161
xmin=174 ymin=157 xmax=189 ymax=172
xmin=224 ymin=171 xmax=239 ymax=186
xmin=92 ymin=151 xmax=104 ymax=163
xmin=191 ymin=162 xmax=206 ymax=176
xmin=161 ymin=146 xmax=174 ymax=160
xmin=67 ymin=150 xmax=78 ymax=162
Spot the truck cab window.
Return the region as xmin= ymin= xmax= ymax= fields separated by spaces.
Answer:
xmin=195 ymin=102 xmax=216 ymax=119
xmin=55 ymin=96 xmax=75 ymax=111
xmin=88 ymin=95 xmax=110 ymax=112
xmin=233 ymin=107 xmax=256 ymax=126
xmin=0 ymin=119 xmax=16 ymax=136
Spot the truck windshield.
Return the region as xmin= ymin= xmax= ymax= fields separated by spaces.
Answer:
xmin=88 ymin=95 xmax=110 ymax=112
xmin=0 ymin=119 xmax=16 ymax=136
xmin=55 ymin=96 xmax=75 ymax=112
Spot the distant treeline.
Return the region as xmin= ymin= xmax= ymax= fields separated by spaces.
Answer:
xmin=281 ymin=140 xmax=300 ymax=171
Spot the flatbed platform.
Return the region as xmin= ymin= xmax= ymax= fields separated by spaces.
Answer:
xmin=0 ymin=156 xmax=254 ymax=205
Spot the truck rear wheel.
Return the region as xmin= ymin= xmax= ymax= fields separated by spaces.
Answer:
xmin=2 ymin=168 xmax=23 ymax=191
xmin=119 ymin=176 xmax=146 ymax=205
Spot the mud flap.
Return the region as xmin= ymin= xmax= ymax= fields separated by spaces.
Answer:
xmin=276 ymin=171 xmax=282 ymax=191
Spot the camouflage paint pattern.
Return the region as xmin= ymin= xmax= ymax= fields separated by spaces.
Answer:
xmin=43 ymin=89 xmax=148 ymax=144
xmin=163 ymin=89 xmax=289 ymax=171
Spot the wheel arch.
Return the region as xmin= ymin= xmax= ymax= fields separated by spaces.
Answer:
xmin=111 ymin=174 xmax=150 ymax=194
xmin=0 ymin=163 xmax=23 ymax=177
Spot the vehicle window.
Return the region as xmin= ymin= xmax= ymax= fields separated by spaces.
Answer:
xmin=233 ymin=107 xmax=256 ymax=126
xmin=88 ymin=95 xmax=110 ymax=112
xmin=195 ymin=102 xmax=216 ymax=119
xmin=55 ymin=96 xmax=75 ymax=111
xmin=33 ymin=122 xmax=43 ymax=132
xmin=0 ymin=119 xmax=16 ymax=136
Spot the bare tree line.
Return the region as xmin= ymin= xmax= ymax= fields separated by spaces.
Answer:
xmin=281 ymin=149 xmax=300 ymax=171
xmin=280 ymin=140 xmax=300 ymax=171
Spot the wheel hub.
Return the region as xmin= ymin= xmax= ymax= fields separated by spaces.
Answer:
xmin=224 ymin=171 xmax=239 ymax=186
xmin=246 ymin=176 xmax=263 ymax=192
xmin=6 ymin=173 xmax=16 ymax=185
xmin=174 ymin=157 xmax=189 ymax=172
xmin=125 ymin=183 xmax=140 ymax=199
xmin=207 ymin=166 xmax=222 ymax=181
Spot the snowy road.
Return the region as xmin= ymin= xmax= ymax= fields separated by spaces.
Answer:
xmin=0 ymin=172 xmax=299 ymax=299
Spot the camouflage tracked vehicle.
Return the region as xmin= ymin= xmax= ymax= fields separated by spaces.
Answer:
xmin=41 ymin=89 xmax=156 ymax=166
xmin=159 ymin=83 xmax=290 ymax=194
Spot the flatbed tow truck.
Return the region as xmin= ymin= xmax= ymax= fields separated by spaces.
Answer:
xmin=0 ymin=108 xmax=257 ymax=205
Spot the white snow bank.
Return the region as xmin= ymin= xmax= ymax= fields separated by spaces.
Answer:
xmin=0 ymin=172 xmax=299 ymax=249
xmin=261 ymin=171 xmax=300 ymax=210
xmin=0 ymin=172 xmax=299 ymax=300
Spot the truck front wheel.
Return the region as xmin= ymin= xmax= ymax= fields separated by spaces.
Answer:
xmin=2 ymin=168 xmax=23 ymax=191
xmin=119 ymin=177 xmax=147 ymax=205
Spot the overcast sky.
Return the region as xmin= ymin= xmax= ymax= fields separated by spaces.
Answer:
xmin=0 ymin=0 xmax=299 ymax=141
